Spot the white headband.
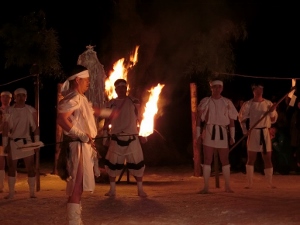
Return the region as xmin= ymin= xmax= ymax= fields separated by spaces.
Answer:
xmin=210 ymin=80 xmax=223 ymax=86
xmin=61 ymin=70 xmax=89 ymax=95
xmin=115 ymin=81 xmax=127 ymax=87
xmin=1 ymin=91 xmax=12 ymax=97
xmin=14 ymin=88 xmax=27 ymax=95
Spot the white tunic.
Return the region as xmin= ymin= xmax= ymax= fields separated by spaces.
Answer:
xmin=106 ymin=97 xmax=140 ymax=155
xmin=238 ymin=99 xmax=278 ymax=152
xmin=197 ymin=96 xmax=238 ymax=148
xmin=7 ymin=105 xmax=36 ymax=160
xmin=58 ymin=90 xmax=97 ymax=195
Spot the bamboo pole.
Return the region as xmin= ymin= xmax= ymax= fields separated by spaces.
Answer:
xmin=190 ymin=83 xmax=201 ymax=177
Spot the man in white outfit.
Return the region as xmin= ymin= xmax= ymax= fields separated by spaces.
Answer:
xmin=0 ymin=91 xmax=12 ymax=193
xmin=57 ymin=65 xmax=112 ymax=224
xmin=2 ymin=88 xmax=39 ymax=199
xmin=102 ymin=79 xmax=147 ymax=197
xmin=196 ymin=80 xmax=238 ymax=194
xmin=238 ymin=83 xmax=277 ymax=189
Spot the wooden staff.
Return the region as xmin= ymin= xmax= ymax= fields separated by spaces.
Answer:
xmin=229 ymin=86 xmax=296 ymax=152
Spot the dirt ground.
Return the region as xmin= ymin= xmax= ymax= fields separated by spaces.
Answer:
xmin=0 ymin=162 xmax=300 ymax=225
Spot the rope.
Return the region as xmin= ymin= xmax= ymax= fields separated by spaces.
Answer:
xmin=217 ymin=72 xmax=300 ymax=80
xmin=0 ymin=74 xmax=37 ymax=87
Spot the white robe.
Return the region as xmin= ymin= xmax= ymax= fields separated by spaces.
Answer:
xmin=238 ymin=99 xmax=278 ymax=152
xmin=7 ymin=105 xmax=36 ymax=160
xmin=58 ymin=90 xmax=97 ymax=195
xmin=197 ymin=96 xmax=238 ymax=148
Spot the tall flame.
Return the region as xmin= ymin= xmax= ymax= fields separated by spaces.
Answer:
xmin=105 ymin=46 xmax=139 ymax=100
xmin=139 ymin=83 xmax=165 ymax=137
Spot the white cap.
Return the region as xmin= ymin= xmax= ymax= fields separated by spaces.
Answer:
xmin=1 ymin=91 xmax=12 ymax=97
xmin=14 ymin=88 xmax=27 ymax=95
xmin=209 ymin=80 xmax=223 ymax=86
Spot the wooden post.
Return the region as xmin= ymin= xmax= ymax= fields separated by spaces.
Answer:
xmin=35 ymin=74 xmax=40 ymax=192
xmin=52 ymin=83 xmax=63 ymax=175
xmin=190 ymin=83 xmax=201 ymax=177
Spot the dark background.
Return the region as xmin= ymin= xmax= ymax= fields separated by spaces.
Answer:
xmin=0 ymin=0 xmax=299 ymax=165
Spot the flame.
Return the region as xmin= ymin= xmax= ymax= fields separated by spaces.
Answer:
xmin=105 ymin=46 xmax=140 ymax=100
xmin=139 ymin=84 xmax=165 ymax=137
xmin=130 ymin=46 xmax=139 ymax=67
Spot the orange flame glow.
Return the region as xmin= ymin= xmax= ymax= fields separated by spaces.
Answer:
xmin=105 ymin=46 xmax=139 ymax=100
xmin=139 ymin=84 xmax=165 ymax=137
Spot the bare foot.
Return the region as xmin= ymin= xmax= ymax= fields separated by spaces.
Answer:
xmin=138 ymin=190 xmax=147 ymax=198
xmin=30 ymin=194 xmax=37 ymax=198
xmin=104 ymin=190 xmax=116 ymax=197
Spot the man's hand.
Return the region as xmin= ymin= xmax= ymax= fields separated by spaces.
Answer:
xmin=87 ymin=134 xmax=96 ymax=150
xmin=139 ymin=136 xmax=148 ymax=144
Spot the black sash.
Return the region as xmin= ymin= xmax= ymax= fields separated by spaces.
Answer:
xmin=211 ymin=125 xmax=224 ymax=140
xmin=111 ymin=134 xmax=136 ymax=146
xmin=255 ymin=127 xmax=267 ymax=154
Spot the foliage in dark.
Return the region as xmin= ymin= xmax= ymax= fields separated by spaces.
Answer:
xmin=0 ymin=10 xmax=63 ymax=78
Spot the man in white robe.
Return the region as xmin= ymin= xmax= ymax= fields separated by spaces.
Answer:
xmin=102 ymin=79 xmax=147 ymax=197
xmin=3 ymin=88 xmax=39 ymax=199
xmin=238 ymin=83 xmax=277 ymax=189
xmin=196 ymin=80 xmax=238 ymax=194
xmin=57 ymin=65 xmax=110 ymax=225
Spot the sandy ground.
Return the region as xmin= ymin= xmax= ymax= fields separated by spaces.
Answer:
xmin=0 ymin=162 xmax=300 ymax=225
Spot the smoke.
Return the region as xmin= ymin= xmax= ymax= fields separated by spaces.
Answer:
xmin=107 ymin=0 xmax=242 ymax=102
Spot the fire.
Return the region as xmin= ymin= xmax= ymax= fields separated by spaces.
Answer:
xmin=139 ymin=83 xmax=165 ymax=137
xmin=130 ymin=46 xmax=139 ymax=67
xmin=105 ymin=46 xmax=139 ymax=100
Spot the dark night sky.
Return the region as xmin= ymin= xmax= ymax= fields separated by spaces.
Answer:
xmin=0 ymin=0 xmax=299 ymax=161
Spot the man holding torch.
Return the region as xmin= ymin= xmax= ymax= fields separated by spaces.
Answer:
xmin=102 ymin=78 xmax=147 ymax=197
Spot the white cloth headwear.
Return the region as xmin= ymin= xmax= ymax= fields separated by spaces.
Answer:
xmin=209 ymin=80 xmax=223 ymax=86
xmin=61 ymin=70 xmax=89 ymax=95
xmin=1 ymin=91 xmax=12 ymax=97
xmin=115 ymin=81 xmax=127 ymax=87
xmin=14 ymin=88 xmax=27 ymax=95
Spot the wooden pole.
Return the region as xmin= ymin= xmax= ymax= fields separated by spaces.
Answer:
xmin=190 ymin=83 xmax=201 ymax=177
xmin=52 ymin=83 xmax=63 ymax=175
xmin=35 ymin=74 xmax=40 ymax=192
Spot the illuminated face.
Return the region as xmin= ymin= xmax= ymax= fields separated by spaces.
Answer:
xmin=1 ymin=95 xmax=12 ymax=106
xmin=14 ymin=93 xmax=27 ymax=104
xmin=210 ymin=84 xmax=223 ymax=96
xmin=253 ymin=86 xmax=263 ymax=97
xmin=115 ymin=85 xmax=127 ymax=98
xmin=77 ymin=77 xmax=90 ymax=94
